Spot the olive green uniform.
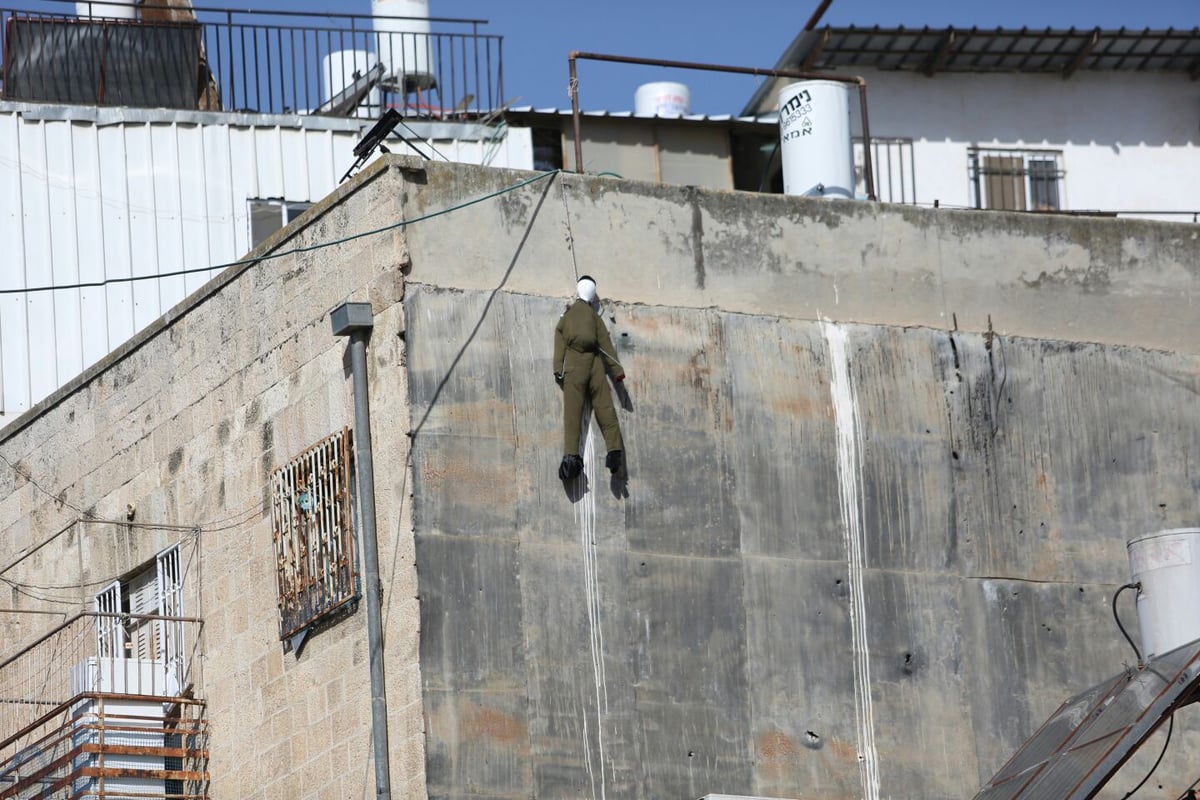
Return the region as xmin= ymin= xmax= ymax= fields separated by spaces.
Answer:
xmin=553 ymin=299 xmax=625 ymax=456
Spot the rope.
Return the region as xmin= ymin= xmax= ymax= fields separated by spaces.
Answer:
xmin=557 ymin=172 xmax=580 ymax=282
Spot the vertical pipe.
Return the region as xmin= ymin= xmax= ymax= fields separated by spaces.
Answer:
xmin=569 ymin=54 xmax=582 ymax=173
xmin=857 ymin=81 xmax=876 ymax=201
xmin=346 ymin=323 xmax=391 ymax=800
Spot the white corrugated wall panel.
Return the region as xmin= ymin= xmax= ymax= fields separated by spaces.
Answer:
xmin=124 ymin=123 xmax=162 ymax=333
xmin=279 ymin=126 xmax=311 ymax=201
xmin=150 ymin=123 xmax=188 ymax=310
xmin=72 ymin=122 xmax=113 ymax=369
xmin=178 ymin=124 xmax=216 ymax=297
xmin=228 ymin=126 xmax=256 ymax=255
xmin=0 ymin=112 xmax=26 ymax=413
xmin=97 ymin=123 xmax=136 ymax=354
xmin=305 ymin=129 xmax=336 ymax=194
xmin=19 ymin=120 xmax=59 ymax=403
xmin=45 ymin=119 xmax=82 ymax=388
xmin=201 ymin=124 xmax=238 ymax=271
xmin=0 ymin=110 xmax=529 ymax=421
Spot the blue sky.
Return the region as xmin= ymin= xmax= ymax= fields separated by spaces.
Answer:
xmin=21 ymin=0 xmax=1199 ymax=113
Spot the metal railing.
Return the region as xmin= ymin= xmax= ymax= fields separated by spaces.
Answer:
xmin=0 ymin=0 xmax=503 ymax=117
xmin=0 ymin=612 xmax=203 ymax=756
xmin=0 ymin=694 xmax=208 ymax=800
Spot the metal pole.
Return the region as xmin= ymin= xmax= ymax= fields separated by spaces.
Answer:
xmin=568 ymin=54 xmax=583 ymax=173
xmin=856 ymin=81 xmax=877 ymax=201
xmin=331 ymin=302 xmax=391 ymax=800
xmin=803 ymin=0 xmax=834 ymax=31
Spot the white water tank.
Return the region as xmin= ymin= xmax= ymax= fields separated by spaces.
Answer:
xmin=634 ymin=82 xmax=690 ymax=117
xmin=75 ymin=0 xmax=136 ymax=19
xmin=778 ymin=80 xmax=854 ymax=199
xmin=321 ymin=49 xmax=380 ymax=117
xmin=373 ymin=0 xmax=434 ymax=91
xmin=1127 ymin=528 xmax=1200 ymax=658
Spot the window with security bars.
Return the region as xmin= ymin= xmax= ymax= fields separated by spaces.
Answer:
xmin=969 ymin=148 xmax=1064 ymax=212
xmin=271 ymin=427 xmax=359 ymax=646
xmin=92 ymin=543 xmax=187 ymax=696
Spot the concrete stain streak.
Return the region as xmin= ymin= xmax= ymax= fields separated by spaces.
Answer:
xmin=574 ymin=418 xmax=609 ymax=800
xmin=823 ymin=320 xmax=881 ymax=800
xmin=689 ymin=188 xmax=706 ymax=290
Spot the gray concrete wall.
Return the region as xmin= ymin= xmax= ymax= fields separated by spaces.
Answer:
xmin=406 ymin=287 xmax=1200 ymax=800
xmin=395 ymin=160 xmax=1200 ymax=799
xmin=2 ymin=156 xmax=1199 ymax=800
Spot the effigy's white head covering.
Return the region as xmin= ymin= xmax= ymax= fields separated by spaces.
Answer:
xmin=576 ymin=275 xmax=597 ymax=304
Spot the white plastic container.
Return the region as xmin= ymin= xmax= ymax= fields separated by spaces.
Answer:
xmin=1128 ymin=528 xmax=1200 ymax=658
xmin=76 ymin=0 xmax=137 ymax=19
xmin=321 ymin=49 xmax=380 ymax=116
xmin=372 ymin=0 xmax=434 ymax=90
xmin=634 ymin=82 xmax=691 ymax=117
xmin=778 ymin=80 xmax=854 ymax=199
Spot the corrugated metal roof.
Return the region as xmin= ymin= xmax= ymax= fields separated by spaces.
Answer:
xmin=743 ymin=25 xmax=1200 ymax=114
xmin=799 ymin=26 xmax=1200 ymax=75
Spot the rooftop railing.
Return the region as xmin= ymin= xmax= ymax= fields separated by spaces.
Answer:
xmin=0 ymin=0 xmax=504 ymax=118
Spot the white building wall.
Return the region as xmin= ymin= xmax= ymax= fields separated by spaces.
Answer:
xmin=851 ymin=70 xmax=1199 ymax=219
xmin=0 ymin=105 xmax=532 ymax=422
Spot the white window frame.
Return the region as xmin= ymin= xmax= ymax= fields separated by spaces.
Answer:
xmin=92 ymin=544 xmax=185 ymax=682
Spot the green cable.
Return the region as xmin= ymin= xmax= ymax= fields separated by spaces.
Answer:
xmin=1 ymin=168 xmax=562 ymax=296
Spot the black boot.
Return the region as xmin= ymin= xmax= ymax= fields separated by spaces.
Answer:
xmin=558 ymin=454 xmax=583 ymax=480
xmin=605 ymin=450 xmax=623 ymax=474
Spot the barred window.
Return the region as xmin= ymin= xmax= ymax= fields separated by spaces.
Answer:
xmin=969 ymin=147 xmax=1065 ymax=212
xmin=271 ymin=428 xmax=359 ymax=648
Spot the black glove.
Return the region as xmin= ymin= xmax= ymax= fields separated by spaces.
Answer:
xmin=554 ymin=373 xmax=564 ymax=387
xmin=559 ymin=454 xmax=583 ymax=480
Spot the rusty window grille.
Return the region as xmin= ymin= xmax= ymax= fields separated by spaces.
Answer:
xmin=270 ymin=427 xmax=359 ymax=646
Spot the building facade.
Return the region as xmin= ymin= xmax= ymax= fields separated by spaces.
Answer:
xmin=745 ymin=26 xmax=1200 ymax=220
xmin=3 ymin=157 xmax=1200 ymax=798
xmin=0 ymin=1 xmax=526 ymax=422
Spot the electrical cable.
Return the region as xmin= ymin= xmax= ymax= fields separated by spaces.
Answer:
xmin=1113 ymin=581 xmax=1143 ymax=666
xmin=1120 ymin=712 xmax=1173 ymax=799
xmin=0 ymin=168 xmax=561 ymax=296
xmin=395 ymin=117 xmax=450 ymax=163
xmin=0 ymin=450 xmax=90 ymax=517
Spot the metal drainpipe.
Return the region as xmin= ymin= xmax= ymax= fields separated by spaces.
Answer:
xmin=331 ymin=301 xmax=391 ymax=800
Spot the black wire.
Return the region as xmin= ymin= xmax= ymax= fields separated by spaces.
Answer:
xmin=1113 ymin=581 xmax=1143 ymax=666
xmin=1121 ymin=713 xmax=1173 ymax=799
xmin=0 ymin=169 xmax=558 ymax=296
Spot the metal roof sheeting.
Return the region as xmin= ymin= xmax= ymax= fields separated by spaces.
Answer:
xmin=742 ymin=25 xmax=1199 ymax=116
xmin=793 ymin=26 xmax=1200 ymax=76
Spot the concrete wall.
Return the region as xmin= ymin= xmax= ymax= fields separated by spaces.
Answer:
xmin=2 ymin=157 xmax=1200 ymax=799
xmin=392 ymin=161 xmax=1200 ymax=799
